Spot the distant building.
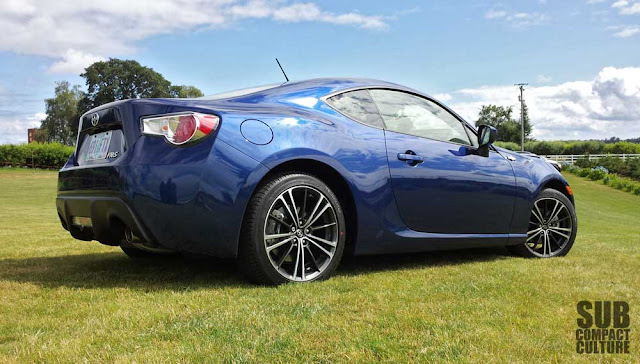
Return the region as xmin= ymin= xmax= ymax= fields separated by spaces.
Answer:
xmin=28 ymin=128 xmax=39 ymax=143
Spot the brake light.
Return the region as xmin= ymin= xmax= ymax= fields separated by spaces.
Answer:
xmin=142 ymin=112 xmax=219 ymax=145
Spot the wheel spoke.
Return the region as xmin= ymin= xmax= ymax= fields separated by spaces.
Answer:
xmin=533 ymin=202 xmax=545 ymax=224
xmin=548 ymin=200 xmax=560 ymax=223
xmin=549 ymin=204 xmax=565 ymax=223
xmin=311 ymin=222 xmax=336 ymax=230
xmin=548 ymin=227 xmax=570 ymax=239
xmin=526 ymin=229 xmax=543 ymax=242
xmin=302 ymin=188 xmax=308 ymax=220
xmin=268 ymin=214 xmax=289 ymax=227
xmin=278 ymin=196 xmax=297 ymax=227
xmin=527 ymin=227 xmax=542 ymax=235
xmin=304 ymin=195 xmax=325 ymax=228
xmin=300 ymin=242 xmax=306 ymax=280
xmin=266 ymin=236 xmax=295 ymax=252
xmin=265 ymin=232 xmax=295 ymax=240
xmin=307 ymin=238 xmax=333 ymax=258
xmin=288 ymin=189 xmax=300 ymax=224
xmin=292 ymin=242 xmax=301 ymax=280
xmin=307 ymin=234 xmax=337 ymax=247
xmin=276 ymin=243 xmax=294 ymax=268
xmin=305 ymin=245 xmax=320 ymax=271
xmin=305 ymin=203 xmax=331 ymax=229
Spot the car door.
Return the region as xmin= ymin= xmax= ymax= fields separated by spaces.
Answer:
xmin=370 ymin=89 xmax=517 ymax=234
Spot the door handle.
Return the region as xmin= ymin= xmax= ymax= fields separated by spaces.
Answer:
xmin=397 ymin=152 xmax=424 ymax=165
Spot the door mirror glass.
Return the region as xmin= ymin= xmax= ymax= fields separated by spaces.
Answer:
xmin=477 ymin=125 xmax=497 ymax=146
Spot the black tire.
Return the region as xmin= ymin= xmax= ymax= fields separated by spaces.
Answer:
xmin=508 ymin=188 xmax=577 ymax=258
xmin=238 ymin=173 xmax=346 ymax=285
xmin=120 ymin=246 xmax=156 ymax=259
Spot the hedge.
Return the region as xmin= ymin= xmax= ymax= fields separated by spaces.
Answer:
xmin=574 ymin=156 xmax=640 ymax=181
xmin=566 ymin=164 xmax=640 ymax=196
xmin=0 ymin=143 xmax=74 ymax=169
xmin=495 ymin=140 xmax=640 ymax=155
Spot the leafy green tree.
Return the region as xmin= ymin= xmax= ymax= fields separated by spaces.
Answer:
xmin=169 ymin=85 xmax=204 ymax=98
xmin=80 ymin=58 xmax=172 ymax=111
xmin=40 ymin=81 xmax=83 ymax=145
xmin=475 ymin=104 xmax=533 ymax=144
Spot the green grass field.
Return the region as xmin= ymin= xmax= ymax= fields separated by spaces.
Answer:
xmin=0 ymin=168 xmax=638 ymax=363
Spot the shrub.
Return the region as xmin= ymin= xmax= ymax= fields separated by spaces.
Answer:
xmin=0 ymin=143 xmax=73 ymax=169
xmin=588 ymin=167 xmax=608 ymax=181
xmin=494 ymin=141 xmax=520 ymax=151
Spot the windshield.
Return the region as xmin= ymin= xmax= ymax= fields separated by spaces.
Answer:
xmin=198 ymin=83 xmax=282 ymax=100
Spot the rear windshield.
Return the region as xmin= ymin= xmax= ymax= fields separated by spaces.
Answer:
xmin=199 ymin=83 xmax=281 ymax=100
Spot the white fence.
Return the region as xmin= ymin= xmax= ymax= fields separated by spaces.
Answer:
xmin=544 ymin=154 xmax=640 ymax=164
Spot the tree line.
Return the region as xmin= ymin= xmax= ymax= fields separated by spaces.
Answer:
xmin=37 ymin=58 xmax=204 ymax=145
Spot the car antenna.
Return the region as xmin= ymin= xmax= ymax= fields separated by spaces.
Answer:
xmin=275 ymin=58 xmax=289 ymax=83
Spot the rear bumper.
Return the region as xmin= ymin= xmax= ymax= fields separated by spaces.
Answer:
xmin=56 ymin=195 xmax=153 ymax=246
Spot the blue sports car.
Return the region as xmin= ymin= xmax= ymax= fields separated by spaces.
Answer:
xmin=56 ymin=78 xmax=577 ymax=285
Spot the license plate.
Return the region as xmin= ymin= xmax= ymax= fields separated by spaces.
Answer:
xmin=86 ymin=131 xmax=112 ymax=161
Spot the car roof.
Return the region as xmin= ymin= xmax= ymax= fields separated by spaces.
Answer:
xmin=200 ymin=78 xmax=415 ymax=102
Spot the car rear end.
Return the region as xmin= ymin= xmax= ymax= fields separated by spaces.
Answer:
xmin=56 ymin=98 xmax=262 ymax=257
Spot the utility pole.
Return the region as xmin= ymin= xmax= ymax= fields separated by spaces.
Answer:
xmin=515 ymin=83 xmax=528 ymax=151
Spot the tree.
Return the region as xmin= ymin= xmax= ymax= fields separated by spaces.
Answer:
xmin=169 ymin=85 xmax=204 ymax=98
xmin=475 ymin=104 xmax=533 ymax=144
xmin=40 ymin=81 xmax=83 ymax=145
xmin=80 ymin=58 xmax=172 ymax=112
xmin=521 ymin=103 xmax=533 ymax=143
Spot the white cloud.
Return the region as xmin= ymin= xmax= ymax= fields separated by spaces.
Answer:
xmin=612 ymin=0 xmax=640 ymax=14
xmin=536 ymin=74 xmax=553 ymax=83
xmin=446 ymin=66 xmax=640 ymax=140
xmin=609 ymin=25 xmax=640 ymax=37
xmin=48 ymin=49 xmax=106 ymax=74
xmin=0 ymin=0 xmax=389 ymax=75
xmin=484 ymin=9 xmax=549 ymax=27
xmin=0 ymin=112 xmax=45 ymax=145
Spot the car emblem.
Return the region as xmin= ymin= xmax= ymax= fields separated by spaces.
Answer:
xmin=91 ymin=113 xmax=100 ymax=126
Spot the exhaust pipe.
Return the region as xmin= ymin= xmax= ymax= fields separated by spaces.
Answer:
xmin=123 ymin=227 xmax=173 ymax=254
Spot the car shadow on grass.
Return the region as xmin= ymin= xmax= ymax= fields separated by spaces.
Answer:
xmin=0 ymin=247 xmax=511 ymax=290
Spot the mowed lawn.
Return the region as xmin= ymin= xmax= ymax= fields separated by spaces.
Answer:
xmin=0 ymin=168 xmax=638 ymax=363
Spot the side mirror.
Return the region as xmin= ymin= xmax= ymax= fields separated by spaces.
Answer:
xmin=477 ymin=125 xmax=497 ymax=157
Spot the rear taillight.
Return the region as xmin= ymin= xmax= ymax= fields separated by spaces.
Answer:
xmin=141 ymin=112 xmax=219 ymax=145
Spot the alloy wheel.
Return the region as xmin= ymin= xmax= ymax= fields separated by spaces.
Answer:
xmin=263 ymin=186 xmax=339 ymax=281
xmin=526 ymin=197 xmax=573 ymax=257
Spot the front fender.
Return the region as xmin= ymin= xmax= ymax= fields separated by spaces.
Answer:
xmin=509 ymin=156 xmax=571 ymax=234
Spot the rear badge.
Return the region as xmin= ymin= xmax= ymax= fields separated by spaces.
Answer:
xmin=91 ymin=113 xmax=100 ymax=126
xmin=106 ymin=151 xmax=119 ymax=159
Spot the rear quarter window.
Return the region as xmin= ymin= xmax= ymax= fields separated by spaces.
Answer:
xmin=326 ymin=90 xmax=384 ymax=128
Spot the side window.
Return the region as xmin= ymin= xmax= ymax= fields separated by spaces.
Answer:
xmin=370 ymin=89 xmax=472 ymax=145
xmin=326 ymin=90 xmax=384 ymax=128
xmin=466 ymin=124 xmax=479 ymax=147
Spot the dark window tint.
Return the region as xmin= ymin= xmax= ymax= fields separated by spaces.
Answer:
xmin=370 ymin=89 xmax=471 ymax=145
xmin=326 ymin=90 xmax=384 ymax=128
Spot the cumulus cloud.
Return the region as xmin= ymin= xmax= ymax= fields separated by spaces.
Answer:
xmin=48 ymin=50 xmax=106 ymax=74
xmin=0 ymin=0 xmax=389 ymax=74
xmin=609 ymin=25 xmax=640 ymax=37
xmin=612 ymin=0 xmax=640 ymax=15
xmin=484 ymin=9 xmax=549 ymax=27
xmin=446 ymin=66 xmax=640 ymax=140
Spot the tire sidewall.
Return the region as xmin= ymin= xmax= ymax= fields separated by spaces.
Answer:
xmin=248 ymin=174 xmax=346 ymax=284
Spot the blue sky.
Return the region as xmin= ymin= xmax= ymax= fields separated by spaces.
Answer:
xmin=1 ymin=0 xmax=640 ymax=143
